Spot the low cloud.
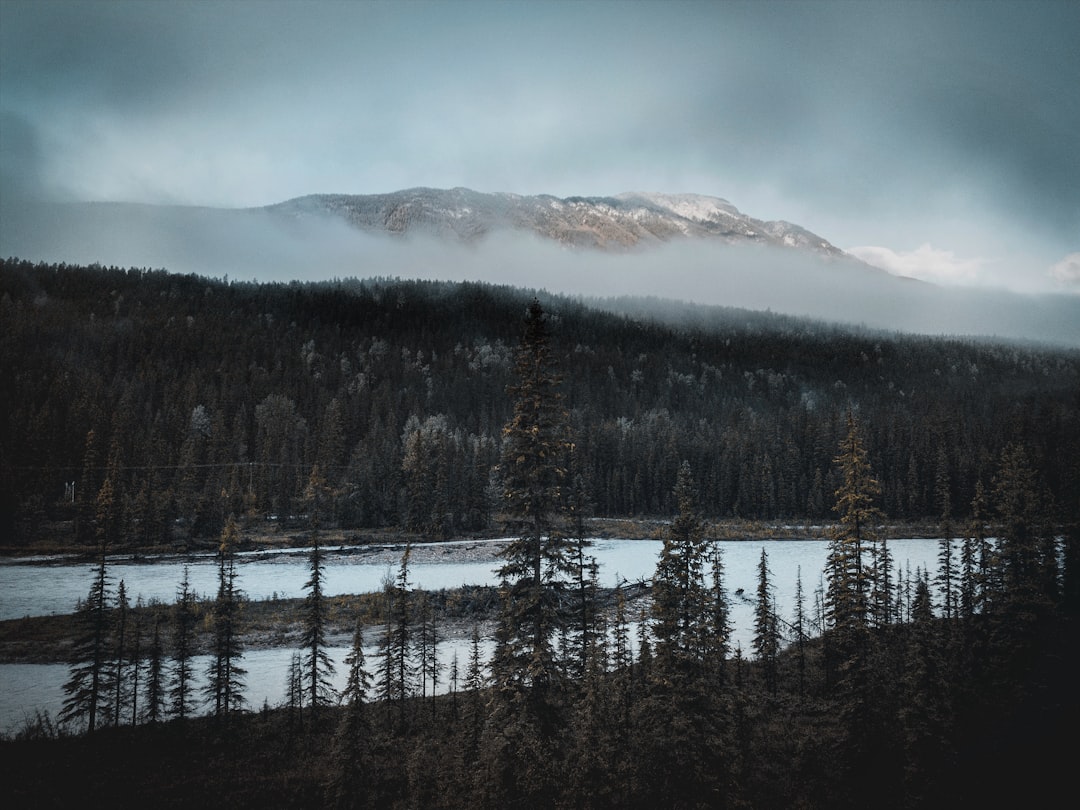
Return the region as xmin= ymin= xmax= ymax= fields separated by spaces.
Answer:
xmin=845 ymin=243 xmax=984 ymax=284
xmin=2 ymin=199 xmax=1079 ymax=347
xmin=1049 ymin=253 xmax=1080 ymax=289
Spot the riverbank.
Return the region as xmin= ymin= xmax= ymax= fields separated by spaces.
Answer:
xmin=0 ymin=581 xmax=654 ymax=665
xmin=0 ymin=515 xmax=951 ymax=560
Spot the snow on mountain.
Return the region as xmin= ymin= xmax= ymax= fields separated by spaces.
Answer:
xmin=265 ymin=187 xmax=851 ymax=259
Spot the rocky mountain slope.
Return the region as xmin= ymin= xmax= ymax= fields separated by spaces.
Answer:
xmin=266 ymin=187 xmax=850 ymax=256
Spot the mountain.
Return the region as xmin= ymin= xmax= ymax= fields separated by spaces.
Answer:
xmin=265 ymin=187 xmax=850 ymax=257
xmin=7 ymin=187 xmax=1080 ymax=346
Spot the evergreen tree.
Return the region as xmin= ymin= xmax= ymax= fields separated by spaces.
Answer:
xmin=205 ymin=515 xmax=246 ymax=719
xmin=935 ymin=447 xmax=956 ymax=620
xmin=331 ymin=620 xmax=374 ymax=810
xmin=414 ymin=591 xmax=441 ymax=712
xmin=651 ymin=461 xmax=712 ymax=679
xmin=127 ymin=608 xmax=142 ymax=726
xmin=793 ymin=566 xmax=808 ymax=695
xmin=143 ymin=615 xmax=165 ymax=725
xmin=301 ymin=471 xmax=336 ymax=716
xmin=825 ymin=413 xmax=883 ymax=662
xmin=708 ymin=546 xmax=732 ymax=680
xmin=494 ymin=299 xmax=573 ymax=693
xmin=169 ymin=566 xmax=197 ymax=720
xmin=899 ymin=574 xmax=954 ymax=803
xmin=112 ymin=579 xmax=129 ymax=726
xmin=381 ymin=546 xmax=415 ymax=713
xmin=753 ymin=548 xmax=780 ymax=692
xmin=990 ymin=443 xmax=1057 ymax=632
xmin=342 ymin=619 xmax=372 ymax=707
xmin=59 ymin=535 xmax=112 ymax=733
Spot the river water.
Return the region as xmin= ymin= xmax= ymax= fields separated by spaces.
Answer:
xmin=0 ymin=537 xmax=946 ymax=735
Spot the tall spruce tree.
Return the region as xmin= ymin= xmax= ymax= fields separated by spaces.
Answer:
xmin=60 ymin=529 xmax=112 ymax=733
xmin=494 ymin=299 xmax=573 ymax=693
xmin=169 ymin=566 xmax=197 ymax=720
xmin=143 ymin=615 xmax=165 ymax=724
xmin=651 ymin=461 xmax=712 ymax=678
xmin=331 ymin=619 xmax=374 ymax=810
xmin=935 ymin=446 xmax=956 ymax=620
xmin=302 ymin=468 xmax=336 ymax=716
xmin=825 ymin=413 xmax=883 ymax=654
xmin=990 ymin=444 xmax=1057 ymax=630
xmin=753 ymin=548 xmax=780 ymax=692
xmin=205 ymin=515 xmax=246 ymax=718
xmin=111 ymin=579 xmax=129 ymax=726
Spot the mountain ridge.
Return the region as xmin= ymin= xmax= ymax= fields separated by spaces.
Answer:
xmin=264 ymin=186 xmax=853 ymax=259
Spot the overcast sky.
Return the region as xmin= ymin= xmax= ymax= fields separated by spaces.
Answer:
xmin=1 ymin=0 xmax=1077 ymax=293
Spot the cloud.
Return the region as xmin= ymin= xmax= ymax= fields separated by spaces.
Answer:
xmin=3 ymin=198 xmax=1079 ymax=346
xmin=1049 ymin=253 xmax=1080 ymax=288
xmin=2 ymin=1 xmax=1078 ymax=294
xmin=845 ymin=244 xmax=984 ymax=284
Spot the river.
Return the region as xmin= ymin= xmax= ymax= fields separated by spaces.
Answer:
xmin=0 ymin=536 xmax=947 ymax=735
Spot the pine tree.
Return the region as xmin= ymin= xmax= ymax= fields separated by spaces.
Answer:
xmin=59 ymin=533 xmax=112 ymax=733
xmin=793 ymin=566 xmax=808 ymax=695
xmin=205 ymin=515 xmax=246 ymax=719
xmin=331 ymin=620 xmax=374 ymax=810
xmin=825 ymin=413 xmax=883 ymax=658
xmin=989 ymin=443 xmax=1057 ymax=632
xmin=753 ymin=548 xmax=780 ymax=692
xmin=380 ymin=546 xmax=415 ymax=713
xmin=935 ymin=446 xmax=956 ymax=620
xmin=899 ymin=574 xmax=953 ymax=803
xmin=302 ymin=475 xmax=337 ymax=716
xmin=111 ymin=579 xmax=129 ymax=726
xmin=169 ymin=566 xmax=197 ymax=720
xmin=143 ymin=615 xmax=165 ymax=724
xmin=708 ymin=546 xmax=731 ymax=675
xmin=342 ymin=619 xmax=372 ymax=707
xmin=565 ymin=470 xmax=600 ymax=681
xmin=651 ymin=461 xmax=712 ymax=679
xmin=494 ymin=299 xmax=574 ymax=693
xmin=414 ymin=591 xmax=441 ymax=713
xmin=128 ymin=606 xmax=142 ymax=726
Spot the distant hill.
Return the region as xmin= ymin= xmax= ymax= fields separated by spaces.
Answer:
xmin=266 ymin=187 xmax=857 ymax=258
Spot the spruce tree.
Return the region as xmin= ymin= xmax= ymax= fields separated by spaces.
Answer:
xmin=651 ymin=461 xmax=712 ymax=679
xmin=59 ymin=532 xmax=112 ymax=733
xmin=793 ymin=566 xmax=808 ymax=695
xmin=989 ymin=444 xmax=1057 ymax=636
xmin=112 ymin=579 xmax=129 ymax=726
xmin=708 ymin=546 xmax=731 ymax=676
xmin=331 ymin=620 xmax=374 ymax=810
xmin=825 ymin=413 xmax=883 ymax=659
xmin=143 ymin=615 xmax=165 ymax=724
xmin=494 ymin=299 xmax=573 ymax=693
xmin=169 ymin=566 xmax=197 ymax=720
xmin=753 ymin=548 xmax=780 ymax=692
xmin=935 ymin=446 xmax=956 ymax=620
xmin=205 ymin=515 xmax=246 ymax=719
xmin=302 ymin=476 xmax=336 ymax=716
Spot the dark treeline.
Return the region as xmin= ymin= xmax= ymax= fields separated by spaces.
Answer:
xmin=3 ymin=258 xmax=1078 ymax=547
xmin=6 ymin=298 xmax=1078 ymax=809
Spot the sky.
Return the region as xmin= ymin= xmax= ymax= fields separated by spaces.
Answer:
xmin=1 ymin=0 xmax=1078 ymax=295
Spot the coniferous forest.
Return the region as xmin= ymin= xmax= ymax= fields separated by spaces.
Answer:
xmin=2 ymin=258 xmax=1079 ymax=808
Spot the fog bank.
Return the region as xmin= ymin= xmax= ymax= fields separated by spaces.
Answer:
xmin=2 ymin=200 xmax=1077 ymax=347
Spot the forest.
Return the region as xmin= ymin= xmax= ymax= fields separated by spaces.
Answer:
xmin=2 ymin=259 xmax=1079 ymax=808
xmin=1 ymin=258 xmax=1078 ymax=547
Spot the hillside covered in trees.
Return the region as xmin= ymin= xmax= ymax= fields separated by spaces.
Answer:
xmin=3 ymin=279 xmax=1077 ymax=809
xmin=2 ymin=258 xmax=1078 ymax=549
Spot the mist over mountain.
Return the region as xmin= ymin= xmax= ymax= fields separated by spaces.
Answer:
xmin=267 ymin=187 xmax=853 ymax=257
xmin=2 ymin=188 xmax=1078 ymax=347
